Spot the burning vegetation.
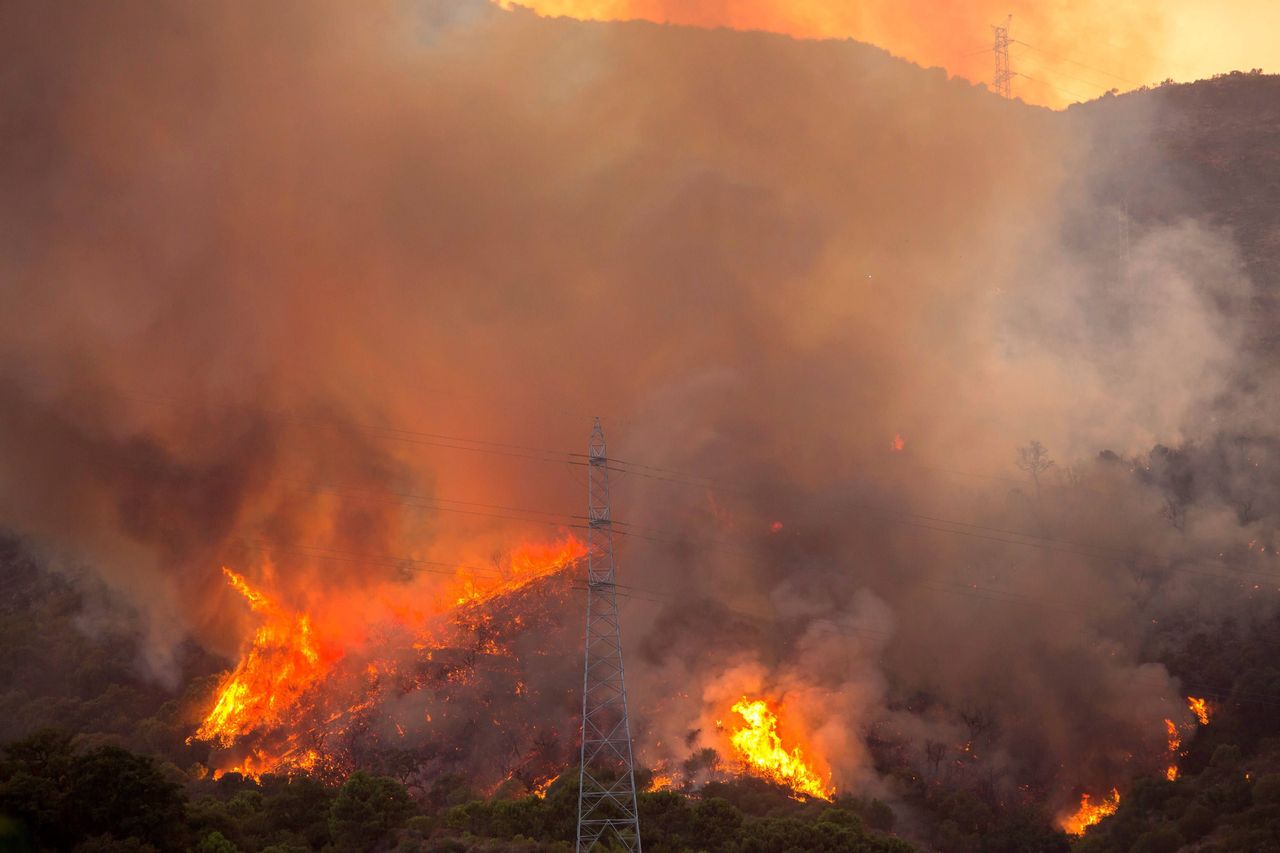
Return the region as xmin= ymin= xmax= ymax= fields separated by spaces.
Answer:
xmin=4 ymin=1 xmax=1280 ymax=851
xmin=194 ymin=568 xmax=330 ymax=750
xmin=1188 ymin=695 xmax=1211 ymax=726
xmin=724 ymin=698 xmax=834 ymax=801
xmin=1164 ymin=718 xmax=1182 ymax=781
xmin=191 ymin=536 xmax=587 ymax=782
xmin=1061 ymin=788 xmax=1122 ymax=836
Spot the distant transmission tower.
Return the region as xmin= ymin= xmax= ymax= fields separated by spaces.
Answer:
xmin=992 ymin=14 xmax=1013 ymax=98
xmin=576 ymin=418 xmax=642 ymax=852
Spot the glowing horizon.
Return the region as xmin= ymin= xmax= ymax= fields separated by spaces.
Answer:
xmin=495 ymin=0 xmax=1279 ymax=109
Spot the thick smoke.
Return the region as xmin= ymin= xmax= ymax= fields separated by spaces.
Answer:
xmin=0 ymin=0 xmax=1272 ymax=814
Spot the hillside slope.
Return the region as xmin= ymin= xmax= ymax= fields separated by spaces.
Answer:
xmin=1069 ymin=73 xmax=1280 ymax=294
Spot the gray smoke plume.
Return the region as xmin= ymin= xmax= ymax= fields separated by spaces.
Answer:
xmin=0 ymin=0 xmax=1272 ymax=814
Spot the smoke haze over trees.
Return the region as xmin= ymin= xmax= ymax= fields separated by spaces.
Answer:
xmin=1 ymin=1 xmax=1279 ymax=850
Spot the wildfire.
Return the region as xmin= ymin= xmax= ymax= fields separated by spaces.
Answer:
xmin=727 ymin=697 xmax=833 ymax=800
xmin=1061 ymin=788 xmax=1121 ymax=835
xmin=447 ymin=536 xmax=587 ymax=608
xmin=219 ymin=746 xmax=322 ymax=780
xmin=890 ymin=433 xmax=906 ymax=452
xmin=1165 ymin=718 xmax=1181 ymax=781
xmin=650 ymin=772 xmax=677 ymax=792
xmin=194 ymin=569 xmax=332 ymax=747
xmin=531 ymin=775 xmax=557 ymax=798
xmin=1187 ymin=696 xmax=1211 ymax=726
xmin=192 ymin=535 xmax=587 ymax=779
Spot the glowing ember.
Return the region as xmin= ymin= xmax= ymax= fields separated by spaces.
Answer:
xmin=1165 ymin=718 xmax=1181 ymax=781
xmin=769 ymin=521 xmax=784 ymax=533
xmin=1187 ymin=696 xmax=1211 ymax=725
xmin=727 ymin=697 xmax=833 ymax=800
xmin=1061 ymin=788 xmax=1120 ymax=835
xmin=890 ymin=433 xmax=906 ymax=452
xmin=650 ymin=772 xmax=677 ymax=792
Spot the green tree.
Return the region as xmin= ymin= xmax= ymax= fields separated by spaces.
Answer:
xmin=196 ymin=831 xmax=237 ymax=853
xmin=261 ymin=775 xmax=334 ymax=848
xmin=978 ymin=806 xmax=1069 ymax=853
xmin=0 ymin=728 xmax=76 ymax=847
xmin=1130 ymin=826 xmax=1183 ymax=853
xmin=692 ymin=797 xmax=743 ymax=850
xmin=66 ymin=745 xmax=188 ymax=851
xmin=1254 ymin=774 xmax=1280 ymax=805
xmin=1 ymin=734 xmax=186 ymax=851
xmin=329 ymin=771 xmax=416 ymax=850
xmin=638 ymin=789 xmax=695 ymax=846
xmin=1176 ymin=803 xmax=1216 ymax=841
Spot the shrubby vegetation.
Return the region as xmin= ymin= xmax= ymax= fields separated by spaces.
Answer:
xmin=0 ymin=734 xmax=916 ymax=852
xmin=1062 ymin=612 xmax=1280 ymax=853
xmin=7 ymin=493 xmax=1280 ymax=851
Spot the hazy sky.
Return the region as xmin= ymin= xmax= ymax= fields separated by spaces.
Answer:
xmin=497 ymin=0 xmax=1280 ymax=108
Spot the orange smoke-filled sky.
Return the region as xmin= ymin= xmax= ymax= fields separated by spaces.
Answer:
xmin=496 ymin=0 xmax=1279 ymax=108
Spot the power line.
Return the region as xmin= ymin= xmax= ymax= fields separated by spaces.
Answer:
xmin=1017 ymin=72 xmax=1095 ymax=104
xmin=1014 ymin=52 xmax=1115 ymax=96
xmin=70 ymin=423 xmax=1280 ymax=592
xmin=267 ymin=460 xmax=1280 ymax=590
xmin=1012 ymin=39 xmax=1139 ymax=86
xmin=13 ymin=376 xmax=1280 ymax=612
xmin=601 ymin=586 xmax=1280 ymax=712
xmin=211 ymin=527 xmax=1280 ymax=709
xmin=223 ymin=514 xmax=1280 ymax=641
xmin=234 ymin=539 xmax=500 ymax=578
xmin=602 ymin=587 xmax=1280 ymax=712
xmin=600 ymin=457 xmax=1280 ymax=586
xmin=15 ymin=378 xmax=587 ymax=467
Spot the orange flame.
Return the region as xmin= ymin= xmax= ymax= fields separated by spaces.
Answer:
xmin=650 ymin=772 xmax=677 ymax=791
xmin=890 ymin=433 xmax=905 ymax=452
xmin=193 ymin=535 xmax=587 ymax=778
xmin=1061 ymin=788 xmax=1120 ymax=835
xmin=217 ymin=746 xmax=322 ymax=781
xmin=727 ymin=697 xmax=833 ymax=800
xmin=444 ymin=536 xmax=588 ymax=608
xmin=194 ymin=569 xmax=332 ymax=747
xmin=1187 ymin=696 xmax=1211 ymax=726
xmin=1164 ymin=718 xmax=1181 ymax=781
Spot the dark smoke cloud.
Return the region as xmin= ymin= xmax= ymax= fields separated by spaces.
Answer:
xmin=0 ymin=0 xmax=1272 ymax=812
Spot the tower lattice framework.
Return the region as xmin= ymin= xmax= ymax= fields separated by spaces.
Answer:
xmin=576 ymin=418 xmax=642 ymax=852
xmin=992 ymin=14 xmax=1013 ymax=98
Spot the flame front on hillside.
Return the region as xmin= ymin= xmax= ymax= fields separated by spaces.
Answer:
xmin=1061 ymin=788 xmax=1121 ymax=835
xmin=726 ymin=697 xmax=833 ymax=800
xmin=1164 ymin=718 xmax=1182 ymax=781
xmin=191 ymin=535 xmax=587 ymax=780
xmin=195 ymin=569 xmax=333 ymax=748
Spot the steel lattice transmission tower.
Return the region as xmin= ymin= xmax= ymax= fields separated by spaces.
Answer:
xmin=992 ymin=14 xmax=1013 ymax=98
xmin=576 ymin=418 xmax=642 ymax=852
